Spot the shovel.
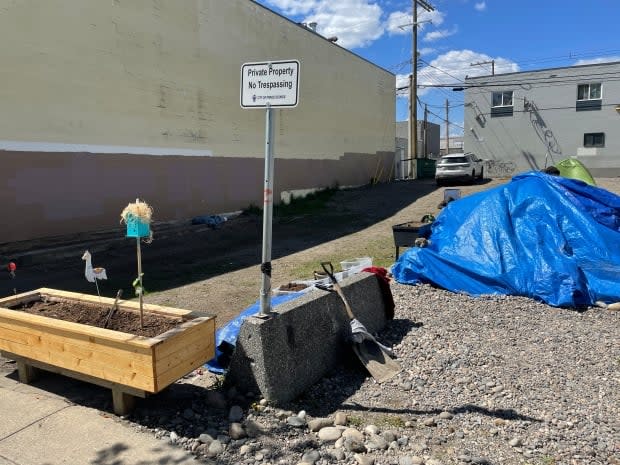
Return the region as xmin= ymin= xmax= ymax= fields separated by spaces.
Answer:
xmin=320 ymin=262 xmax=401 ymax=383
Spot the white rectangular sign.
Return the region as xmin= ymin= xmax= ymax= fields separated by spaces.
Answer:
xmin=240 ymin=60 xmax=300 ymax=108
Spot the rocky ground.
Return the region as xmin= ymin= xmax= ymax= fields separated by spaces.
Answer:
xmin=1 ymin=176 xmax=619 ymax=464
xmin=114 ymin=283 xmax=619 ymax=465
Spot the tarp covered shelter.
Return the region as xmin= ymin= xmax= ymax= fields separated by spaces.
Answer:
xmin=393 ymin=171 xmax=620 ymax=307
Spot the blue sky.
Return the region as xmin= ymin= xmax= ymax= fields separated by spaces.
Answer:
xmin=256 ymin=0 xmax=620 ymax=137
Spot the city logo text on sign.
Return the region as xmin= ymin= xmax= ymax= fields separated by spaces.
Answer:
xmin=240 ymin=60 xmax=300 ymax=108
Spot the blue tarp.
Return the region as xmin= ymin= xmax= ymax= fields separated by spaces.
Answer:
xmin=392 ymin=171 xmax=620 ymax=307
xmin=205 ymin=292 xmax=305 ymax=374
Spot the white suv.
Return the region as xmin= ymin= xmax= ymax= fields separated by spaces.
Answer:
xmin=435 ymin=152 xmax=484 ymax=186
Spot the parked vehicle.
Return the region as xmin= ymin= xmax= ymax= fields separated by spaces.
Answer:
xmin=435 ymin=152 xmax=484 ymax=185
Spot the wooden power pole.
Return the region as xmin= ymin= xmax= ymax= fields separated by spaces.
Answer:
xmin=423 ymin=103 xmax=428 ymax=157
xmin=445 ymin=99 xmax=449 ymax=154
xmin=408 ymin=0 xmax=434 ymax=178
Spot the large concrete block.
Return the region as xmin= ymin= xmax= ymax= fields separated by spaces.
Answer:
xmin=226 ymin=272 xmax=389 ymax=404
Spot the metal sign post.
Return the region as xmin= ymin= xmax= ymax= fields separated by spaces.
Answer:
xmin=240 ymin=59 xmax=300 ymax=316
xmin=260 ymin=104 xmax=274 ymax=315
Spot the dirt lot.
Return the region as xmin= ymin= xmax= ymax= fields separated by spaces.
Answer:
xmin=2 ymin=175 xmax=619 ymax=329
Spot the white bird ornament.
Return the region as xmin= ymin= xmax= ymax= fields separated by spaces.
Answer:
xmin=82 ymin=250 xmax=107 ymax=297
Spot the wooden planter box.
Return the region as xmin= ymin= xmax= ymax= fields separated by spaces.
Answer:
xmin=0 ymin=288 xmax=215 ymax=414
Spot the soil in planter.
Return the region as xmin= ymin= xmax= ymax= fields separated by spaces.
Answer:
xmin=13 ymin=300 xmax=181 ymax=338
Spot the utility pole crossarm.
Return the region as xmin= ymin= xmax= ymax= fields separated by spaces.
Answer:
xmin=470 ymin=59 xmax=495 ymax=76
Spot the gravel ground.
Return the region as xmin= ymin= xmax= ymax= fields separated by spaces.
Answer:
xmin=2 ymin=176 xmax=619 ymax=465
xmin=119 ymin=282 xmax=619 ymax=465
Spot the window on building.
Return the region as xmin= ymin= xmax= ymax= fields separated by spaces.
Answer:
xmin=576 ymin=83 xmax=602 ymax=111
xmin=492 ymin=91 xmax=513 ymax=107
xmin=577 ymin=83 xmax=602 ymax=100
xmin=583 ymin=132 xmax=605 ymax=147
xmin=491 ymin=90 xmax=513 ymax=117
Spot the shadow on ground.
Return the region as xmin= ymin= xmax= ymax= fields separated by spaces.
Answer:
xmin=0 ymin=179 xmax=440 ymax=298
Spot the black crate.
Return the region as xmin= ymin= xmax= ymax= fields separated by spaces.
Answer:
xmin=392 ymin=221 xmax=425 ymax=258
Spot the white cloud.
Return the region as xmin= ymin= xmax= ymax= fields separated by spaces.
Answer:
xmin=306 ymin=1 xmax=384 ymax=48
xmin=264 ymin=0 xmax=384 ymax=48
xmin=265 ymin=0 xmax=320 ymax=15
xmin=386 ymin=9 xmax=445 ymax=35
xmin=423 ymin=26 xmax=458 ymax=42
xmin=396 ymin=73 xmax=410 ymax=97
xmin=474 ymin=2 xmax=486 ymax=11
xmin=385 ymin=10 xmax=411 ymax=35
xmin=417 ymin=49 xmax=519 ymax=95
xmin=263 ymin=1 xmax=453 ymax=49
xmin=419 ymin=47 xmax=436 ymax=56
xmin=574 ymin=56 xmax=620 ymax=65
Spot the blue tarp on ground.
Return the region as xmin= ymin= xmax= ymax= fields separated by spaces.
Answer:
xmin=392 ymin=171 xmax=620 ymax=307
xmin=205 ymin=292 xmax=306 ymax=374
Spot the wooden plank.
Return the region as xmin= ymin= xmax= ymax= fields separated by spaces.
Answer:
xmin=0 ymin=314 xmax=154 ymax=355
xmin=150 ymin=317 xmax=215 ymax=357
xmin=1 ymin=351 xmax=147 ymax=398
xmin=0 ymin=338 xmax=155 ymax=390
xmin=0 ymin=338 xmax=156 ymax=391
xmin=0 ymin=321 xmax=154 ymax=376
xmin=155 ymin=336 xmax=215 ymax=375
xmin=153 ymin=319 xmax=215 ymax=368
xmin=154 ymin=342 xmax=215 ymax=392
xmin=0 ymin=320 xmax=157 ymax=391
xmin=153 ymin=318 xmax=215 ymax=392
xmin=0 ymin=290 xmax=42 ymax=308
xmin=0 ymin=309 xmax=155 ymax=350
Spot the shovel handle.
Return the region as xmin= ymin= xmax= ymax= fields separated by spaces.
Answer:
xmin=320 ymin=261 xmax=355 ymax=320
xmin=321 ymin=262 xmax=336 ymax=284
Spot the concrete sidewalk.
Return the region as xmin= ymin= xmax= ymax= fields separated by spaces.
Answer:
xmin=0 ymin=373 xmax=199 ymax=465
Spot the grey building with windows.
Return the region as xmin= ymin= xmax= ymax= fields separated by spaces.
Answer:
xmin=463 ymin=61 xmax=620 ymax=178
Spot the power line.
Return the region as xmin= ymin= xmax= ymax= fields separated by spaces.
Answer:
xmin=466 ymin=69 xmax=620 ymax=84
xmin=474 ymin=101 xmax=620 ymax=117
xmin=413 ymin=49 xmax=620 ymax=78
xmin=418 ymin=58 xmax=466 ymax=83
xmin=426 ymin=107 xmax=465 ymax=130
xmin=418 ymin=74 xmax=620 ymax=89
xmin=509 ymin=48 xmax=620 ymax=67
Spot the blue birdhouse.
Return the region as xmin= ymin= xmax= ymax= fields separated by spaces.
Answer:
xmin=125 ymin=214 xmax=150 ymax=238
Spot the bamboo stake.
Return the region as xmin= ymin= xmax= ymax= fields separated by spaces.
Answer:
xmin=137 ymin=236 xmax=144 ymax=329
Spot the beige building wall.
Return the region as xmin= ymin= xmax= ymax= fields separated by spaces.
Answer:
xmin=0 ymin=0 xmax=395 ymax=243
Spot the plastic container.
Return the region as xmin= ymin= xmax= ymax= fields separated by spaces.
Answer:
xmin=125 ymin=214 xmax=150 ymax=238
xmin=443 ymin=188 xmax=461 ymax=203
xmin=339 ymin=257 xmax=373 ymax=278
xmin=340 ymin=257 xmax=372 ymax=271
